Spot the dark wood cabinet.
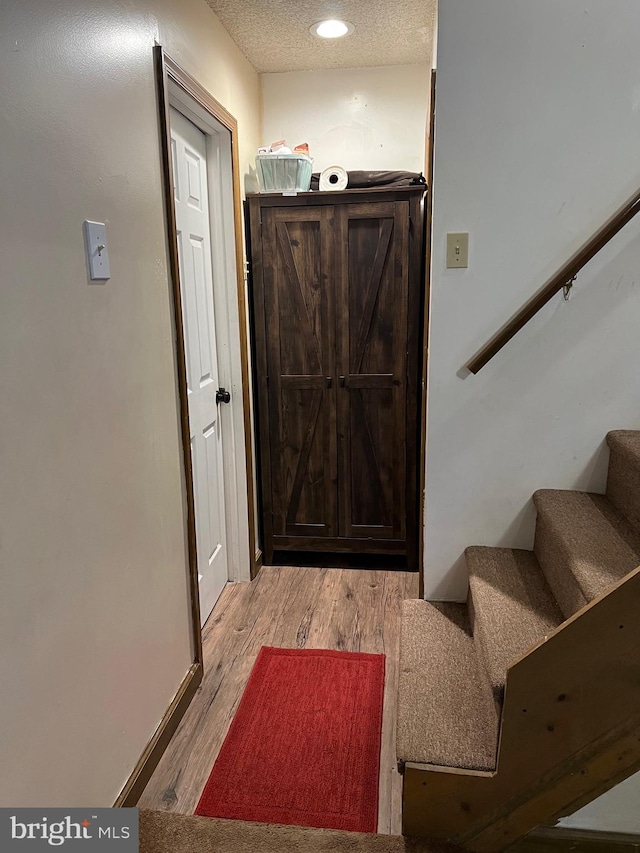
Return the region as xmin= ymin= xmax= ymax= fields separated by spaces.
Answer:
xmin=247 ymin=187 xmax=424 ymax=567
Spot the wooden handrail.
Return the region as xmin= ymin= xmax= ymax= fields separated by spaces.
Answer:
xmin=467 ymin=188 xmax=640 ymax=374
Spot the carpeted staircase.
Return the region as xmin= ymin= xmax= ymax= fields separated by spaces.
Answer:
xmin=139 ymin=810 xmax=465 ymax=852
xmin=397 ymin=430 xmax=640 ymax=848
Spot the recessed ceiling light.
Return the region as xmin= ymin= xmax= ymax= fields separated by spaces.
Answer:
xmin=310 ymin=19 xmax=355 ymax=39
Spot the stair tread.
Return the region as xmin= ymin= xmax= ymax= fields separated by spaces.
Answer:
xmin=139 ymin=810 xmax=465 ymax=852
xmin=533 ymin=489 xmax=640 ymax=613
xmin=466 ymin=546 xmax=563 ymax=699
xmin=397 ymin=599 xmax=499 ymax=772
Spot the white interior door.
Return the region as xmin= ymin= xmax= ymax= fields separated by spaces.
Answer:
xmin=170 ymin=107 xmax=228 ymax=626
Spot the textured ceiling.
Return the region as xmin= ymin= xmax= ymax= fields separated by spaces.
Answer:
xmin=205 ymin=0 xmax=437 ymax=73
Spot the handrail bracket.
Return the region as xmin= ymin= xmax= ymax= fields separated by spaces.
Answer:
xmin=563 ymin=275 xmax=577 ymax=301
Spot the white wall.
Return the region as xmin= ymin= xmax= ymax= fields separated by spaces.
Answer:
xmin=261 ymin=65 xmax=430 ymax=174
xmin=426 ymin=0 xmax=640 ymax=599
xmin=0 ymin=0 xmax=260 ymax=807
xmin=557 ymin=774 xmax=640 ymax=834
xmin=426 ymin=0 xmax=640 ymax=832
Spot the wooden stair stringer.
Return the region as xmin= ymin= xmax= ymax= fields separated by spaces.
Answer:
xmin=402 ymin=564 xmax=640 ymax=851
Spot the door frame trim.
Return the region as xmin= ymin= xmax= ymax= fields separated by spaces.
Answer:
xmin=114 ymin=46 xmax=256 ymax=808
xmin=154 ymin=45 xmax=257 ymax=654
xmin=417 ymin=69 xmax=437 ymax=598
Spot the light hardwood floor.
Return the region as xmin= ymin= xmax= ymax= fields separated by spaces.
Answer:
xmin=139 ymin=565 xmax=419 ymax=835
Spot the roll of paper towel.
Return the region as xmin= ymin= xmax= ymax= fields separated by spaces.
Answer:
xmin=319 ymin=165 xmax=348 ymax=191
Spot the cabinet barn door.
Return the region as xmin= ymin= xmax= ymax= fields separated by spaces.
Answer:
xmin=336 ymin=201 xmax=410 ymax=543
xmin=262 ymin=206 xmax=337 ymax=539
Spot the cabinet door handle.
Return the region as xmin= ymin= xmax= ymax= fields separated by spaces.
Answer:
xmin=325 ymin=376 xmax=332 ymax=388
xmin=339 ymin=375 xmax=346 ymax=387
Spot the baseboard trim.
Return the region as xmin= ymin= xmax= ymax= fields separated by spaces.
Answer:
xmin=113 ymin=662 xmax=203 ymax=807
xmin=514 ymin=825 xmax=640 ymax=851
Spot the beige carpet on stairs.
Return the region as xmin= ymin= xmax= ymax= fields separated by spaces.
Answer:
xmin=139 ymin=811 xmax=466 ymax=853
xmin=466 ymin=546 xmax=563 ymax=701
xmin=396 ymin=600 xmax=499 ymax=771
xmin=607 ymin=429 xmax=640 ymax=532
xmin=533 ymin=489 xmax=640 ymax=617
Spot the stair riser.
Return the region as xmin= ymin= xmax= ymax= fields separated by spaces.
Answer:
xmin=467 ymin=587 xmax=504 ymax=703
xmin=533 ymin=514 xmax=588 ymax=619
xmin=607 ymin=445 xmax=640 ymax=535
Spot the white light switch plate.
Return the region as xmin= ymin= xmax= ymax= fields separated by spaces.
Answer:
xmin=84 ymin=220 xmax=111 ymax=280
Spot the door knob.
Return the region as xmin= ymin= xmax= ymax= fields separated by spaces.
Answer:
xmin=216 ymin=387 xmax=231 ymax=404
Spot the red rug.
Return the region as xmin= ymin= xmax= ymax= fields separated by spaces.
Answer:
xmin=195 ymin=646 xmax=385 ymax=833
